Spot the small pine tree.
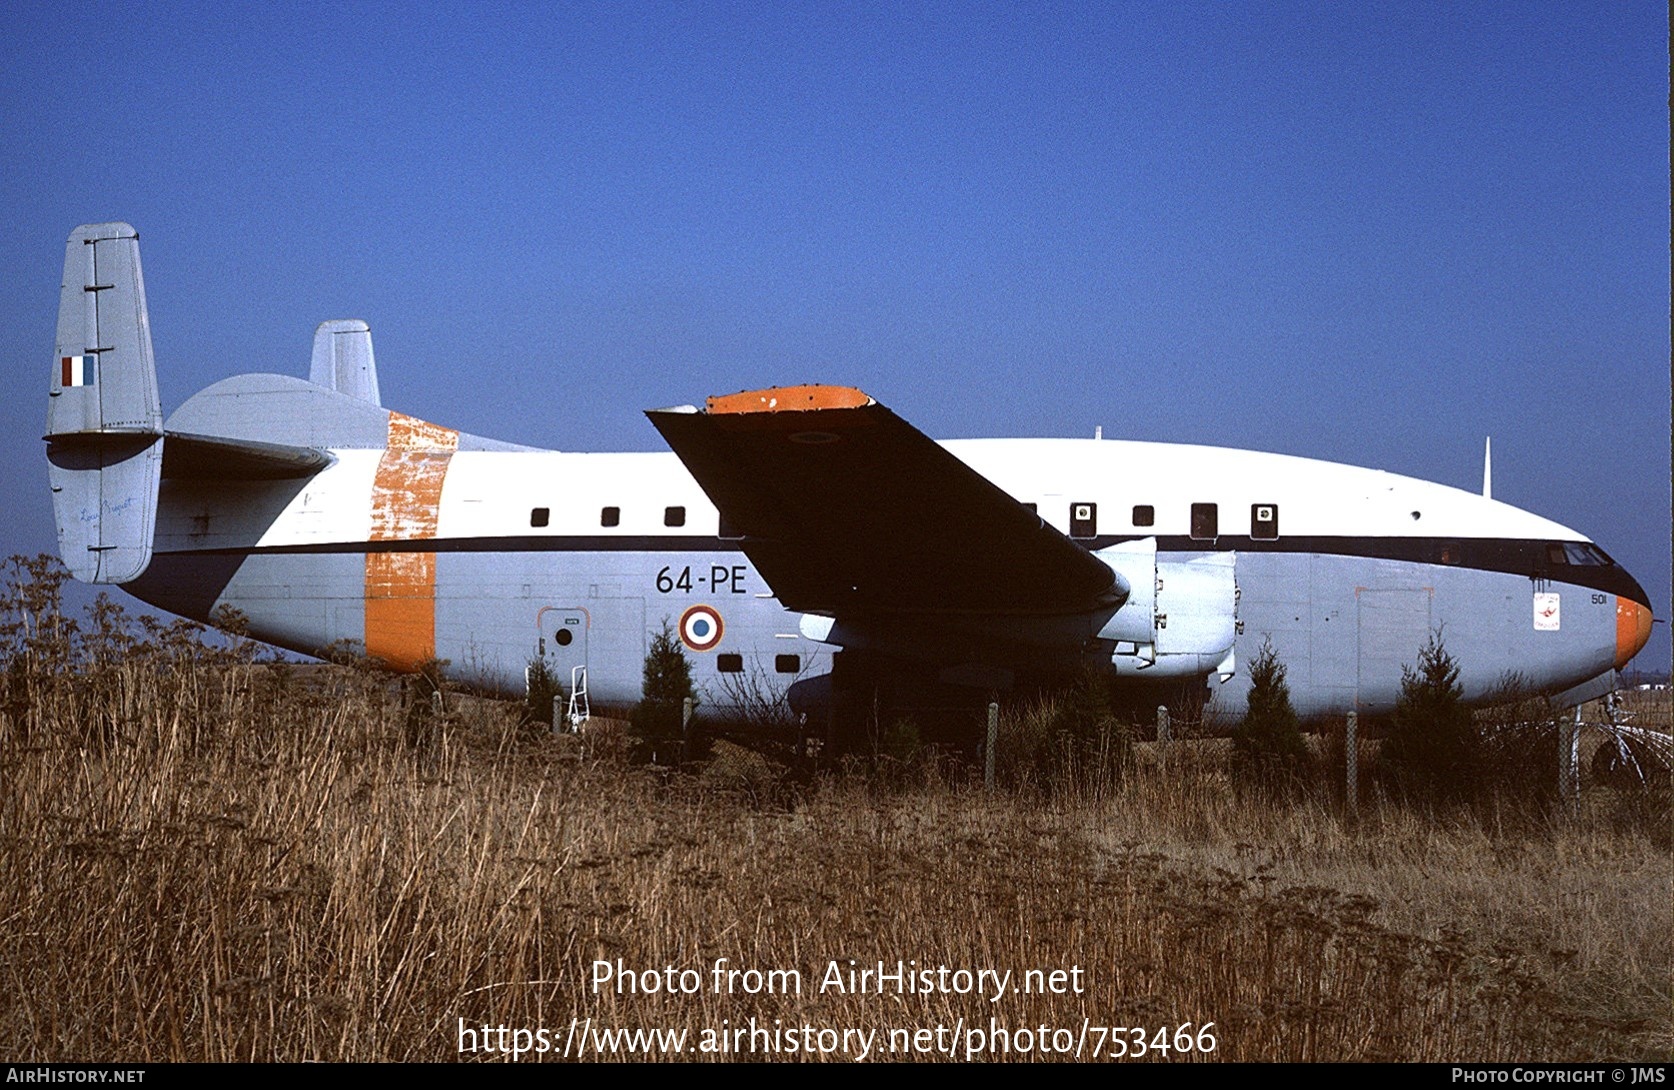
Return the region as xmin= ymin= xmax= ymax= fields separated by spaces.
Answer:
xmin=630 ymin=621 xmax=697 ymax=763
xmin=641 ymin=621 xmax=694 ymax=706
xmin=524 ymin=656 xmax=563 ymax=732
xmin=1232 ymin=640 xmax=1311 ymax=785
xmin=1378 ymin=632 xmax=1481 ymax=803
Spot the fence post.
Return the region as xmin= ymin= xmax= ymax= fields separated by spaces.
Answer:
xmin=985 ymin=701 xmax=999 ymax=790
xmin=552 ymin=695 xmax=564 ymax=734
xmin=1559 ymin=705 xmax=1581 ymax=805
xmin=1345 ymin=710 xmax=1358 ymax=822
xmin=682 ymin=696 xmax=694 ymax=764
xmin=1156 ymin=705 xmax=1170 ymax=743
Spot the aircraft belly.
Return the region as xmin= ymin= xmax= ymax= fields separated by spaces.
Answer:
xmin=1225 ymin=553 xmax=1620 ymax=720
xmin=127 ymin=552 xmax=367 ymax=657
xmin=134 ymin=544 xmax=830 ymax=710
xmin=425 ymin=550 xmax=827 ymax=709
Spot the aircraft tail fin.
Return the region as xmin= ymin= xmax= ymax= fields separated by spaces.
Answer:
xmin=46 ymin=223 xmax=164 ymax=584
xmin=309 ymin=319 xmax=381 ymax=405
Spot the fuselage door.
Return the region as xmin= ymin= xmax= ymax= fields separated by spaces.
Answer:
xmin=1355 ymin=588 xmax=1433 ymax=714
xmin=537 ymin=606 xmax=589 ymax=682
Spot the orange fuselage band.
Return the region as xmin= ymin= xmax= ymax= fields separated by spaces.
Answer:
xmin=364 ymin=412 xmax=458 ymax=670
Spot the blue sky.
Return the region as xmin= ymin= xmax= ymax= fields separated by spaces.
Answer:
xmin=2 ymin=2 xmax=1668 ymax=670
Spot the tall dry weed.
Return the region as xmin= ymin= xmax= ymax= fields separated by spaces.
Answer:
xmin=0 ymin=556 xmax=1665 ymax=1061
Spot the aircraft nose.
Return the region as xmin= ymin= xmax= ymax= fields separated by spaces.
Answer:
xmin=1615 ymin=597 xmax=1653 ymax=669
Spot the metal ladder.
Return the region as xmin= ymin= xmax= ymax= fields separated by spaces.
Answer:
xmin=567 ymin=665 xmax=591 ymax=730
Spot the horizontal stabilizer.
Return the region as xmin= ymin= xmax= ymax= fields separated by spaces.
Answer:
xmin=168 ymin=373 xmax=539 ymax=452
xmin=161 ymin=432 xmax=334 ymax=479
xmin=648 ymin=386 xmax=1124 ymax=616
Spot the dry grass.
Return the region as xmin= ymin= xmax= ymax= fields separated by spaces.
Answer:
xmin=0 ymin=560 xmax=1668 ymax=1062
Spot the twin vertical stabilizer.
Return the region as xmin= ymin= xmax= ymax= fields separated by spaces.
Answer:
xmin=310 ymin=319 xmax=381 ymax=405
xmin=46 ymin=223 xmax=164 ymax=583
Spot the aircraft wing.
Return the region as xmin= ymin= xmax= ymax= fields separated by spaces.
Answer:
xmin=647 ymin=386 xmax=1124 ymax=616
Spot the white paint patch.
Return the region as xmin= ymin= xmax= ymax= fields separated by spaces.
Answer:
xmin=1534 ymin=592 xmax=1561 ymax=631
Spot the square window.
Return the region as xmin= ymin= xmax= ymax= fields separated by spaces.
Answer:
xmin=530 ymin=507 xmax=550 ymax=528
xmin=1190 ymin=503 xmax=1218 ymax=540
xmin=1069 ymin=502 xmax=1097 ymax=539
xmin=774 ymin=654 xmax=800 ymax=674
xmin=1132 ymin=504 xmax=1154 ymax=527
xmin=664 ymin=506 xmax=686 ymax=528
xmin=1250 ymin=503 xmax=1278 ymax=540
xmin=717 ymin=653 xmax=743 ymax=673
xmin=600 ymin=506 xmax=620 ymax=528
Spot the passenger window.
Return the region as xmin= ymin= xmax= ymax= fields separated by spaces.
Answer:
xmin=775 ymin=654 xmax=800 ymax=674
xmin=1132 ymin=505 xmax=1154 ymax=528
xmin=1069 ymin=502 xmax=1097 ymax=539
xmin=600 ymin=506 xmax=620 ymax=528
xmin=1190 ymin=503 xmax=1218 ymax=540
xmin=1250 ymin=503 xmax=1278 ymax=540
xmin=530 ymin=507 xmax=550 ymax=528
xmin=717 ymin=653 xmax=743 ymax=674
xmin=664 ymin=506 xmax=686 ymax=528
xmin=1439 ymin=542 xmax=1461 ymax=565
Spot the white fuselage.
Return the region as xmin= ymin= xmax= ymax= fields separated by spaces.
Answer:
xmin=132 ymin=436 xmax=1639 ymax=721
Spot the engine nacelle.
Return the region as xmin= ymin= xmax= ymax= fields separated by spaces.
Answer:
xmin=1097 ymin=540 xmax=1238 ymax=680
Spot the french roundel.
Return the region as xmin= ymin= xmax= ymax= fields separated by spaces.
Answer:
xmin=679 ymin=604 xmax=724 ymax=652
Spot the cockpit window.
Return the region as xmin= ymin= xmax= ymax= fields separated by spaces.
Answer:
xmin=1564 ymin=542 xmax=1607 ymax=566
xmin=1546 ymin=542 xmax=1610 ymax=566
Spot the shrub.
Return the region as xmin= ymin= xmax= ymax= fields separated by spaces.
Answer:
xmin=629 ymin=621 xmax=699 ymax=763
xmin=997 ymin=671 xmax=1130 ymax=796
xmin=1232 ymin=640 xmax=1311 ymax=789
xmin=403 ymin=657 xmax=450 ymax=751
xmin=1377 ymin=632 xmax=1482 ymax=803
xmin=524 ymin=656 xmax=564 ymax=732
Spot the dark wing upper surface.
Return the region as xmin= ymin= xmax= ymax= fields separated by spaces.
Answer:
xmin=647 ymin=386 xmax=1123 ymax=617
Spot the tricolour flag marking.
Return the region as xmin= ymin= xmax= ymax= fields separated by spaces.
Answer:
xmin=59 ymin=355 xmax=93 ymax=387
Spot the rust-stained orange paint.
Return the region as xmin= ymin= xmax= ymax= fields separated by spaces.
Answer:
xmin=706 ymin=385 xmax=871 ymax=414
xmin=388 ymin=411 xmax=461 ymax=453
xmin=1615 ymin=597 xmax=1652 ymax=670
xmin=364 ymin=412 xmax=457 ymax=671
